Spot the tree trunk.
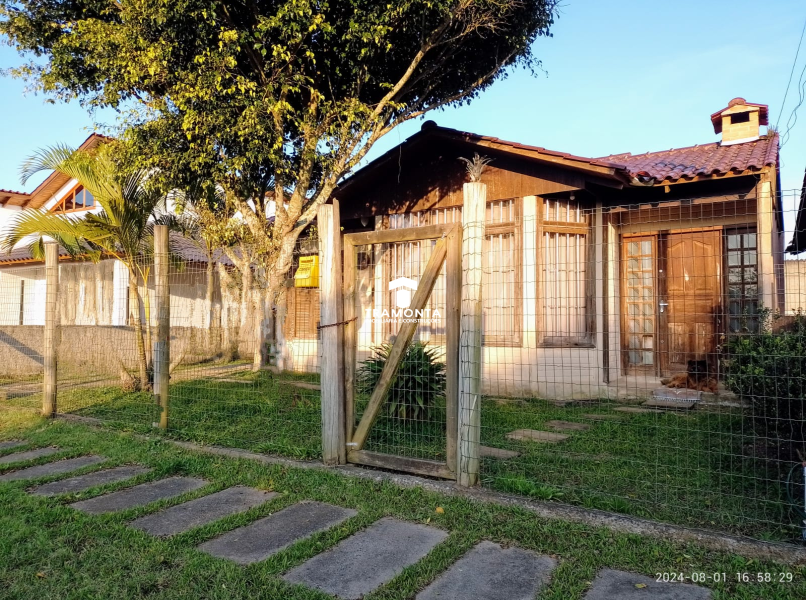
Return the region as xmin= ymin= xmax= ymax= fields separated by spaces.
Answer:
xmin=217 ymin=263 xmax=236 ymax=360
xmin=128 ymin=268 xmax=150 ymax=391
xmin=252 ymin=287 xmax=270 ymax=371
xmin=240 ymin=262 xmax=253 ymax=351
xmin=205 ymin=259 xmax=215 ymax=354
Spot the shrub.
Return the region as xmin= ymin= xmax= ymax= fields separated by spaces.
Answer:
xmin=724 ymin=313 xmax=806 ymax=443
xmin=356 ymin=341 xmax=446 ymax=422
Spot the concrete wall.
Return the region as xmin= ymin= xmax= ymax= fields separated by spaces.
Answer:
xmin=0 ymin=324 xmax=259 ymax=379
xmin=784 ymin=259 xmax=806 ymax=315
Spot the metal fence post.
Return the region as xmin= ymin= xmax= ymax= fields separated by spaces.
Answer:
xmin=318 ymin=200 xmax=346 ymax=465
xmin=153 ymin=224 xmax=170 ymax=430
xmin=42 ymin=242 xmax=59 ymax=418
xmin=458 ymin=181 xmax=485 ymax=486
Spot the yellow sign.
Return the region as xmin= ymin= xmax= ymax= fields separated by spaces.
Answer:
xmin=294 ymin=255 xmax=319 ymax=287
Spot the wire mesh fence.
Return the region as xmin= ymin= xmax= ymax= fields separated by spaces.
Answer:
xmin=2 ymin=188 xmax=806 ymax=543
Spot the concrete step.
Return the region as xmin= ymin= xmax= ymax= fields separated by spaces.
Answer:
xmin=0 ymin=455 xmax=105 ymax=482
xmin=70 ymin=476 xmax=207 ymax=515
xmin=417 ymin=541 xmax=556 ymax=600
xmin=131 ymin=486 xmax=276 ymax=537
xmin=0 ymin=447 xmax=61 ymax=465
xmin=31 ymin=465 xmax=150 ymax=496
xmin=199 ymin=501 xmax=356 ymax=565
xmin=506 ymin=429 xmax=570 ymax=443
xmin=283 ymin=517 xmax=448 ymax=599
xmin=584 ymin=568 xmax=711 ymax=599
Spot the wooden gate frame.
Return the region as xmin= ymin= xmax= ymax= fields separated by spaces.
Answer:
xmin=342 ymin=222 xmax=462 ymax=479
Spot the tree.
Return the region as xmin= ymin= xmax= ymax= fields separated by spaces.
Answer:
xmin=2 ymin=0 xmax=558 ymax=367
xmin=0 ymin=143 xmax=168 ymax=390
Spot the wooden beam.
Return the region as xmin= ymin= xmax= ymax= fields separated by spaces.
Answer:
xmin=344 ymin=223 xmax=452 ymax=246
xmin=153 ymin=225 xmax=170 ymax=430
xmin=348 ymin=450 xmax=456 ymax=480
xmin=458 ymin=181 xmax=485 ymax=487
xmin=318 ymin=200 xmax=346 ymax=465
xmin=350 ymin=234 xmax=449 ymax=451
xmin=445 ymin=223 xmax=461 ymax=474
xmin=42 ymin=242 xmax=59 ymax=418
xmin=343 ymin=234 xmax=356 ymax=444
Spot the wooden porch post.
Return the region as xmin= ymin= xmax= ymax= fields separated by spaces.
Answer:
xmin=318 ymin=200 xmax=346 ymax=465
xmin=458 ymin=182 xmax=485 ymax=486
xmin=153 ymin=224 xmax=170 ymax=430
xmin=42 ymin=242 xmax=59 ymax=418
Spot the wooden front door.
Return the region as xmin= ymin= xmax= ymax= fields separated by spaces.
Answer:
xmin=664 ymin=230 xmax=722 ymax=374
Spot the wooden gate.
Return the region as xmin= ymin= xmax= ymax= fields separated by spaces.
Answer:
xmin=342 ymin=223 xmax=462 ymax=479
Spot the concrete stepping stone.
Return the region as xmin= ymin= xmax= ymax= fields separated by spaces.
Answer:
xmin=645 ymin=388 xmax=699 ymax=409
xmin=283 ymin=517 xmax=448 ymax=599
xmin=30 ymin=465 xmax=151 ymax=496
xmin=417 ymin=541 xmax=556 ymax=600
xmin=480 ymin=446 xmax=521 ymax=460
xmin=583 ymin=413 xmax=626 ymax=421
xmin=131 ymin=486 xmax=276 ymax=537
xmin=0 ymin=446 xmax=60 ymax=466
xmin=0 ymin=440 xmax=25 ymax=451
xmin=584 ymin=568 xmax=711 ymax=599
xmin=70 ymin=476 xmax=207 ymax=515
xmin=613 ymin=406 xmax=662 ymax=414
xmin=506 ymin=429 xmax=569 ymax=443
xmin=200 ymin=501 xmax=355 ymax=565
xmin=0 ymin=455 xmax=105 ymax=482
xmin=545 ymin=420 xmax=591 ymax=432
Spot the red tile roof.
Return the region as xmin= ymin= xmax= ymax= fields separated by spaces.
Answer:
xmin=599 ymin=133 xmax=778 ymax=183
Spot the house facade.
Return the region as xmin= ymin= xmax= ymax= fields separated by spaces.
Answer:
xmin=277 ymin=97 xmax=785 ymax=398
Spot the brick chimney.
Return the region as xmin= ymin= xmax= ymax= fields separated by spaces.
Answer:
xmin=710 ymin=97 xmax=769 ymax=145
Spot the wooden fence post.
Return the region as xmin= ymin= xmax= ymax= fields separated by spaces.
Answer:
xmin=458 ymin=181 xmax=485 ymax=486
xmin=153 ymin=224 xmax=170 ymax=430
xmin=318 ymin=200 xmax=346 ymax=465
xmin=42 ymin=242 xmax=59 ymax=418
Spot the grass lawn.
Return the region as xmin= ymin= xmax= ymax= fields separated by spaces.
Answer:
xmin=4 ymin=369 xmax=800 ymax=542
xmin=0 ymin=408 xmax=804 ymax=600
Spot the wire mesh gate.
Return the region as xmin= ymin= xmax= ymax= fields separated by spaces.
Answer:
xmin=342 ymin=223 xmax=462 ymax=479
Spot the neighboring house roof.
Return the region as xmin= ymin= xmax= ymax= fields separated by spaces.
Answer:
xmin=786 ymin=167 xmax=806 ymax=254
xmin=0 ymin=188 xmax=31 ymax=207
xmin=0 ymin=232 xmax=235 ymax=267
xmin=599 ymin=133 xmax=779 ymax=184
xmin=0 ymin=133 xmax=111 ymax=210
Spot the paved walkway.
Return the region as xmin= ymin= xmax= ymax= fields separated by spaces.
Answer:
xmin=0 ymin=441 xmax=713 ymax=599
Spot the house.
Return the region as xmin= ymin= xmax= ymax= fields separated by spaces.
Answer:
xmin=277 ymin=97 xmax=786 ymax=398
xmin=0 ymin=134 xmax=265 ymax=378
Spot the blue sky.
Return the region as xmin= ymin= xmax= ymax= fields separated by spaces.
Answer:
xmin=1 ymin=1 xmax=805 ymax=213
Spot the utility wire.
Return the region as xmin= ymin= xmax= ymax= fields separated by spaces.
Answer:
xmin=776 ymin=15 xmax=806 ymax=132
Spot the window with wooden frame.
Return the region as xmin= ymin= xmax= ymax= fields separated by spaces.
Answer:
xmin=50 ymin=184 xmax=95 ymax=213
xmin=285 ymin=286 xmax=320 ymax=339
xmin=724 ymin=227 xmax=759 ymax=335
xmin=538 ymin=198 xmax=593 ymax=346
xmin=386 ymin=200 xmax=522 ymax=346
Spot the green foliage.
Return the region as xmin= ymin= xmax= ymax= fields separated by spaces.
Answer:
xmin=1 ymin=0 xmax=559 ymax=306
xmin=356 ymin=341 xmax=445 ymax=422
xmin=724 ymin=313 xmax=806 ymax=443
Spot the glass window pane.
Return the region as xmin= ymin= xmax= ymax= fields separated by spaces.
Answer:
xmin=727 ymin=235 xmax=740 ymax=250
xmin=628 ymin=242 xmax=639 ymax=255
xmin=728 ymin=251 xmax=741 ymax=266
xmin=641 ymin=240 xmax=651 ymax=254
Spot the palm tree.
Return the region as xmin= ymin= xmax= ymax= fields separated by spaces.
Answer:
xmin=1 ymin=143 xmax=168 ymax=390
